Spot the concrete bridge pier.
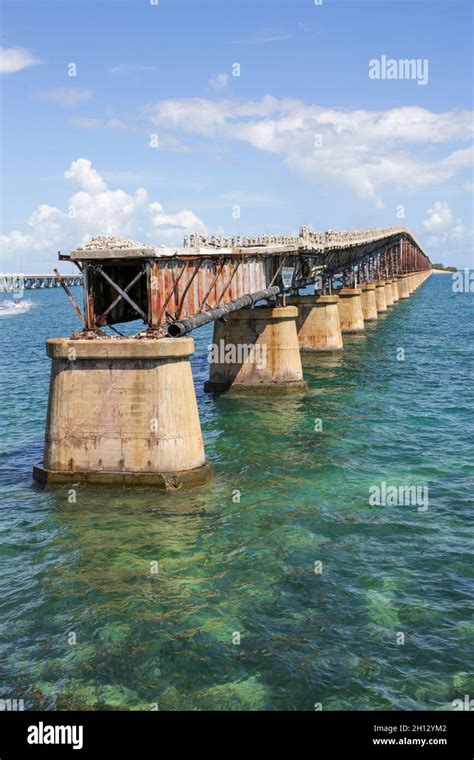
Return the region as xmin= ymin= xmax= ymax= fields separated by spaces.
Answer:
xmin=384 ymin=280 xmax=395 ymax=307
xmin=360 ymin=283 xmax=378 ymax=322
xmin=374 ymin=281 xmax=388 ymax=312
xmin=33 ymin=337 xmax=212 ymax=490
xmin=204 ymin=305 xmax=307 ymax=394
xmin=397 ymin=275 xmax=410 ymax=299
xmin=337 ymin=287 xmax=365 ymax=333
xmin=391 ymin=279 xmax=400 ymax=302
xmin=286 ymin=294 xmax=343 ymax=352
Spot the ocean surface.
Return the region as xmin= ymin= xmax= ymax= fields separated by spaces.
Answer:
xmin=0 ymin=274 xmax=472 ymax=711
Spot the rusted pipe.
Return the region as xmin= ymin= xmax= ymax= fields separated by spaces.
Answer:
xmin=167 ymin=286 xmax=280 ymax=337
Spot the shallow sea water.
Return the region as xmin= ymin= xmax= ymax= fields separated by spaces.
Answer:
xmin=0 ymin=275 xmax=472 ymax=710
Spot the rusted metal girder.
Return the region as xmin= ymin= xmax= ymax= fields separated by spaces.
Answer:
xmin=53 ymin=269 xmax=85 ymax=325
xmin=59 ymin=226 xmax=431 ymax=337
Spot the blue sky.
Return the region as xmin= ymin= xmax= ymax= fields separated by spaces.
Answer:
xmin=1 ymin=0 xmax=473 ymax=271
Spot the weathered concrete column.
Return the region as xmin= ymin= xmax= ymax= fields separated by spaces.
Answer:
xmin=407 ymin=274 xmax=416 ymax=293
xmin=33 ymin=337 xmax=212 ymax=489
xmin=360 ymin=283 xmax=378 ymax=322
xmin=391 ymin=278 xmax=400 ymax=302
xmin=287 ymin=294 xmax=343 ymax=351
xmin=204 ymin=305 xmax=307 ymax=394
xmin=397 ymin=275 xmax=410 ymax=299
xmin=384 ymin=280 xmax=395 ymax=307
xmin=374 ymin=281 xmax=388 ymax=312
xmin=337 ymin=287 xmax=365 ymax=333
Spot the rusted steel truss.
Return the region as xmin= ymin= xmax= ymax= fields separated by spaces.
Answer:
xmin=65 ymin=227 xmax=430 ymax=334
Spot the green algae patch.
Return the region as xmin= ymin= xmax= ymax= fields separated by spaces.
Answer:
xmin=366 ymin=590 xmax=400 ymax=628
xmin=160 ymin=676 xmax=267 ymax=711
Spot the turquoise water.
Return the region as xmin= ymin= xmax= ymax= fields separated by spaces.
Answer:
xmin=0 ymin=275 xmax=472 ymax=711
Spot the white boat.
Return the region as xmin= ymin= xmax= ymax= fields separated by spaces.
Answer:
xmin=0 ymin=299 xmax=32 ymax=316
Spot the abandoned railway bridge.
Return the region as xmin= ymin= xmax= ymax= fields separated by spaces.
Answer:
xmin=33 ymin=225 xmax=432 ymax=490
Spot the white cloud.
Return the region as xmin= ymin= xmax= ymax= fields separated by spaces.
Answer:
xmin=209 ymin=73 xmax=230 ymax=90
xmin=143 ymin=97 xmax=473 ymax=206
xmin=421 ymin=200 xmax=472 ymax=255
xmin=422 ymin=200 xmax=453 ymax=231
xmin=149 ymin=202 xmax=206 ymax=232
xmin=0 ymin=158 xmax=206 ymax=272
xmin=34 ymin=88 xmax=92 ymax=107
xmin=64 ymin=158 xmax=107 ymax=194
xmin=0 ymin=45 xmax=39 ymax=74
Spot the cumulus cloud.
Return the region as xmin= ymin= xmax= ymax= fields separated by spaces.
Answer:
xmin=0 ymin=45 xmax=39 ymax=74
xmin=34 ymin=87 xmax=92 ymax=107
xmin=209 ymin=73 xmax=230 ymax=90
xmin=421 ymin=200 xmax=472 ymax=255
xmin=143 ymin=96 xmax=473 ymax=206
xmin=423 ymin=200 xmax=453 ymax=231
xmin=0 ymin=158 xmax=206 ymax=272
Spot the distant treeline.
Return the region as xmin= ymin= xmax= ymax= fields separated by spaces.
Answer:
xmin=432 ymin=263 xmax=458 ymax=272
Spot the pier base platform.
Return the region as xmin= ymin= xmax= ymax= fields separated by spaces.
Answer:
xmin=33 ymin=462 xmax=212 ymax=491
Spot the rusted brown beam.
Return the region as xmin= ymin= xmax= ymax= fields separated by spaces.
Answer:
xmin=156 ymin=261 xmax=189 ymax=325
xmin=98 ymin=267 xmax=147 ymax=321
xmin=176 ymin=257 xmax=204 ymax=319
xmin=53 ymin=269 xmax=85 ymax=325
xmin=214 ymin=260 xmax=241 ymax=307
xmin=96 ymin=269 xmax=145 ymax=324
xmin=197 ymin=257 xmax=227 ymax=314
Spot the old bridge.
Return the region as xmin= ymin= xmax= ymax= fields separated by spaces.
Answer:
xmin=33 ymin=226 xmax=432 ymax=490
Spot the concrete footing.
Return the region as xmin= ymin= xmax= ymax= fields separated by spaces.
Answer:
xmin=375 ymin=281 xmax=388 ymax=312
xmin=33 ymin=337 xmax=212 ymax=490
xmin=337 ymin=288 xmax=364 ymax=333
xmin=204 ymin=305 xmax=307 ymax=394
xmin=287 ymin=294 xmax=343 ymax=351
xmin=360 ymin=283 xmax=378 ymax=321
xmin=391 ymin=279 xmax=399 ymax=302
